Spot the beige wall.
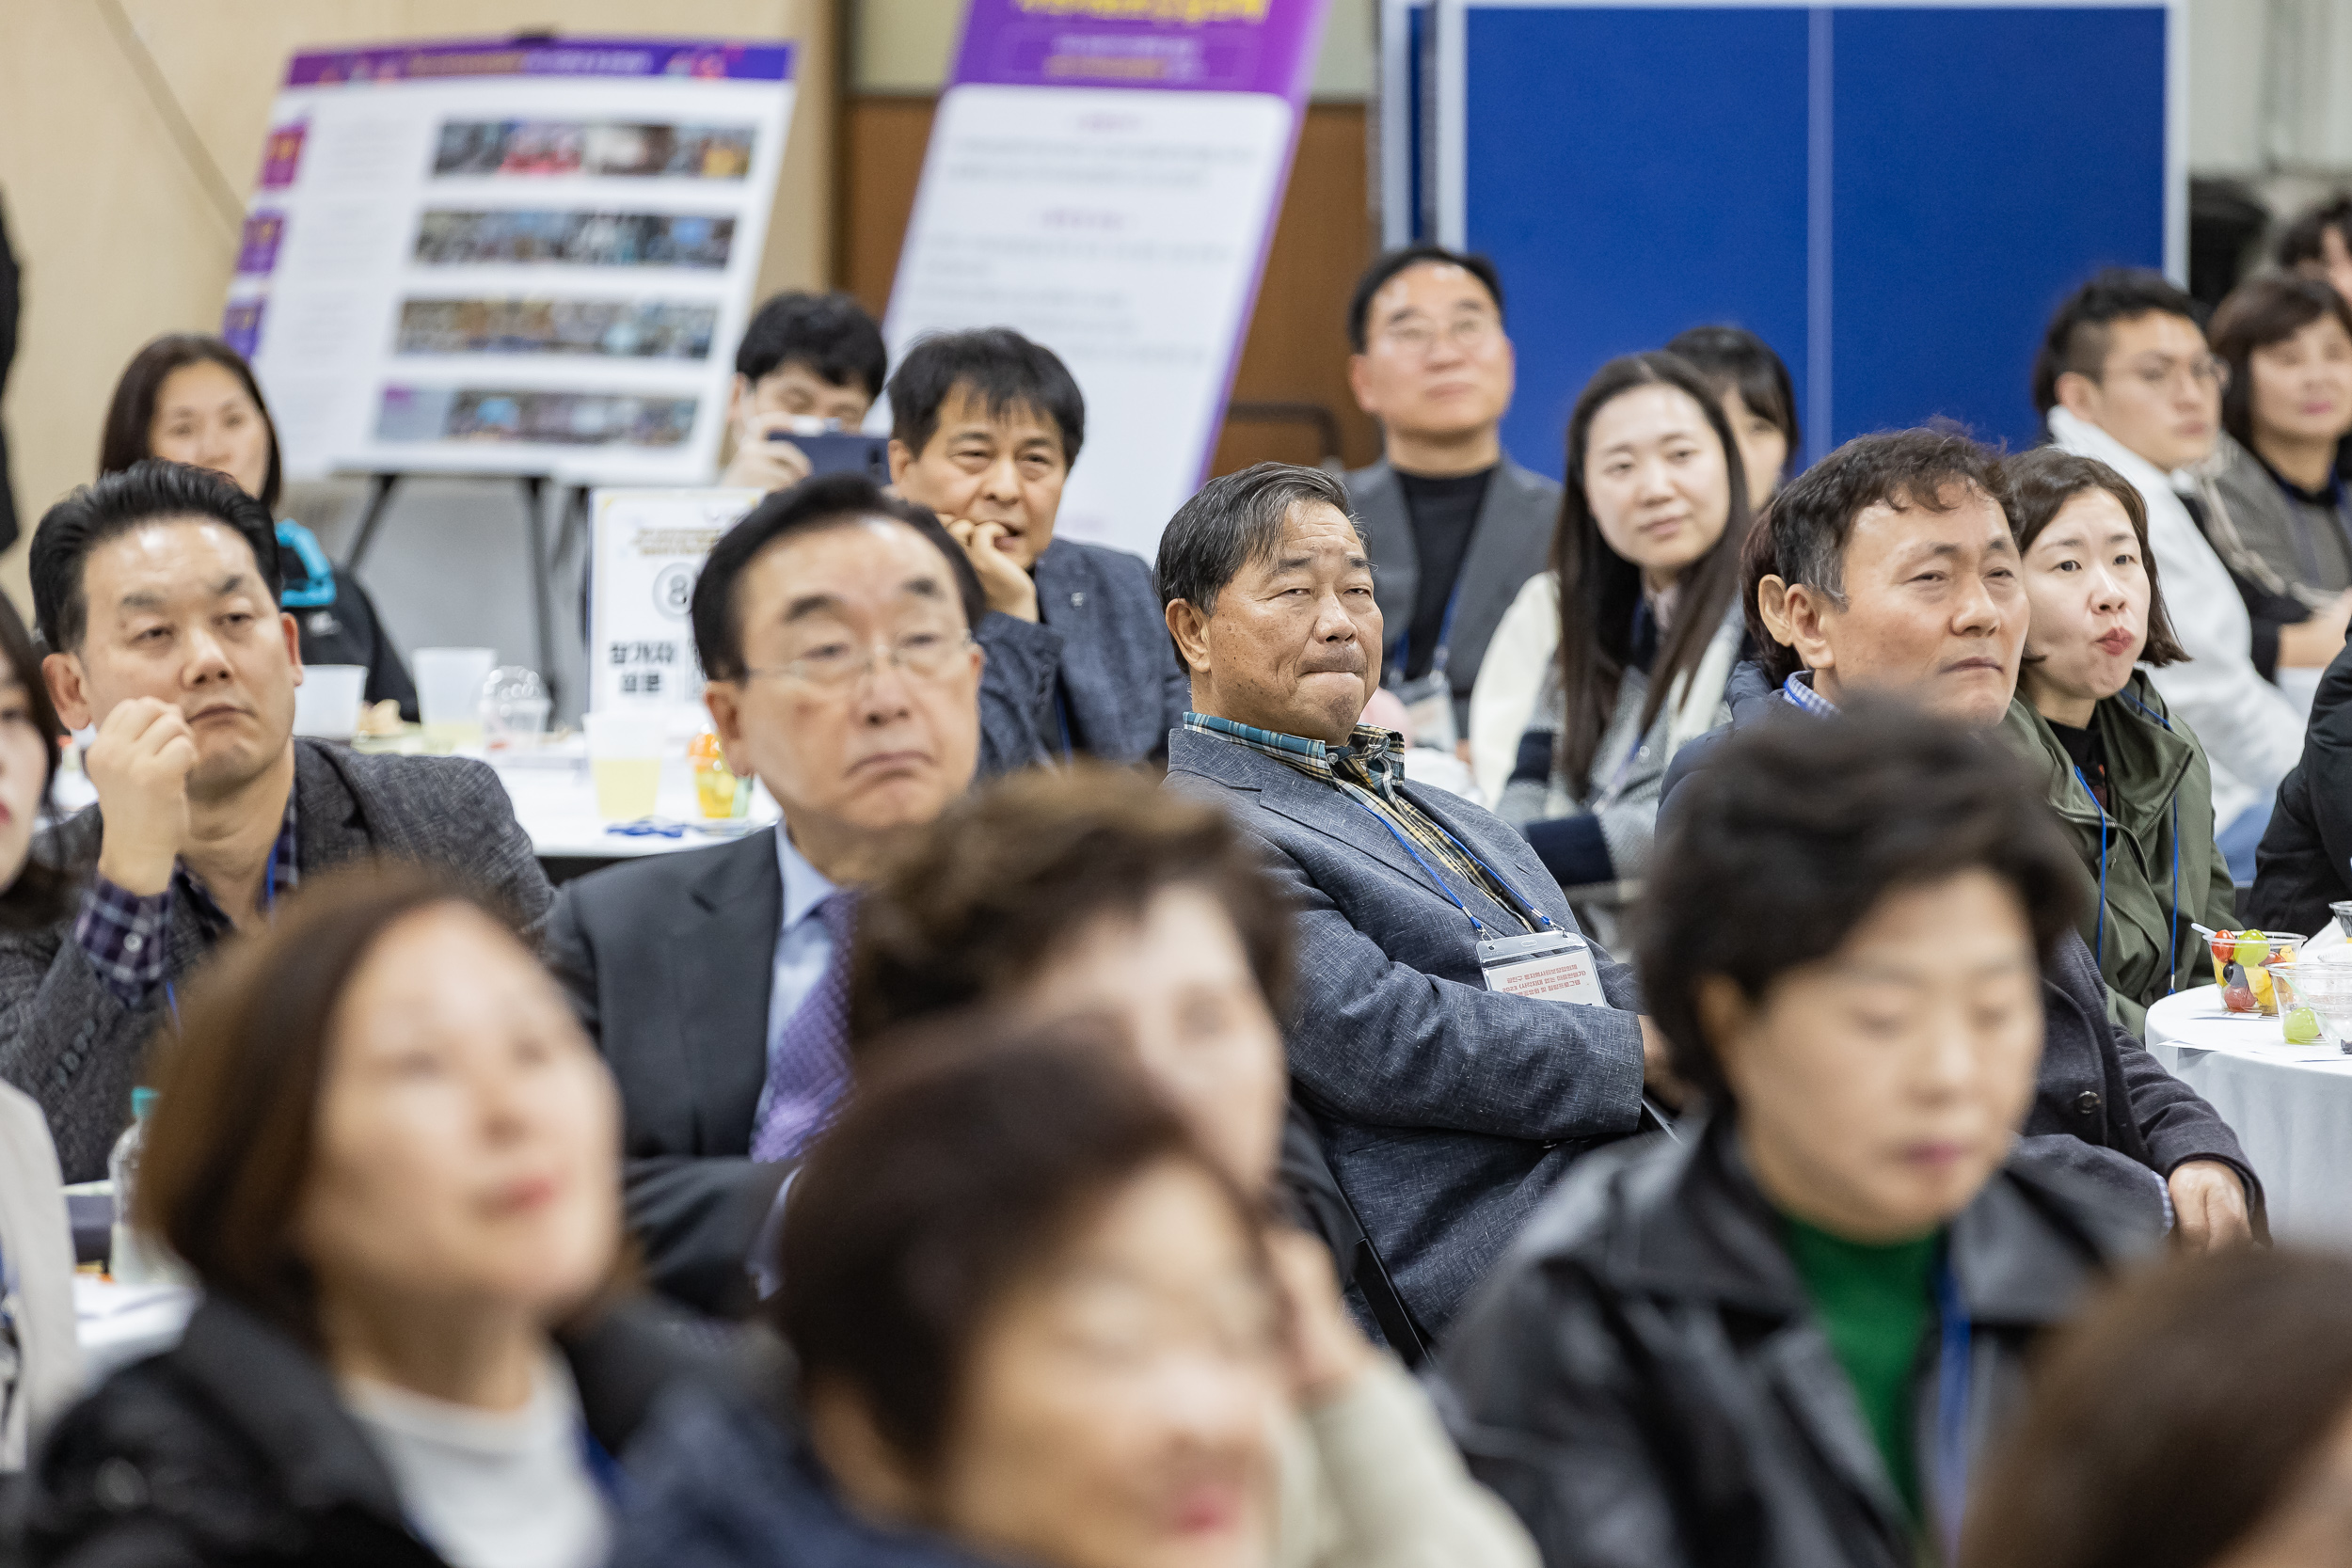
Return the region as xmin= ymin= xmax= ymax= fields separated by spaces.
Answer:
xmin=0 ymin=0 xmax=835 ymax=615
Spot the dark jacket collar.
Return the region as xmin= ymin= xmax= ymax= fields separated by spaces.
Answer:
xmin=1562 ymin=1114 xmax=2122 ymax=1327
xmin=165 ymin=1291 xmax=718 ymax=1526
xmin=166 ymin=1294 xmax=407 ymax=1523
xmin=2001 ymin=676 xmax=2195 ymax=839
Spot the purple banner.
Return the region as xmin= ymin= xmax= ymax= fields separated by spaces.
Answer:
xmin=285 ymin=37 xmax=792 ymax=88
xmin=949 ymin=0 xmax=1322 ymax=98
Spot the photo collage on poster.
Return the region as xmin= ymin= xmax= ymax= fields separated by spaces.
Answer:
xmin=382 ymin=114 xmax=757 ymax=451
xmin=225 ymin=40 xmax=796 ymax=484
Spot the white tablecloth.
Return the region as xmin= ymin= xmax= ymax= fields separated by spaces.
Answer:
xmin=488 ymin=749 xmax=777 ymax=860
xmin=54 ymin=744 xmax=778 ymax=863
xmin=2145 ymin=986 xmax=2352 ymax=1244
xmin=73 ymin=1276 xmax=196 ymax=1384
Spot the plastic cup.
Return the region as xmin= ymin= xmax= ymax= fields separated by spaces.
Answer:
xmin=415 ymin=647 xmax=495 ymax=751
xmin=2210 ymin=930 xmax=2306 ymax=1015
xmin=2269 ymin=958 xmax=2352 ymax=1051
xmin=292 ymin=664 xmax=367 ymax=739
xmin=584 ymin=710 xmax=665 ymax=821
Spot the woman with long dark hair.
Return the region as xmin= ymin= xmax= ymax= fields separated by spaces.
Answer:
xmin=98 ymin=335 xmax=417 ymax=718
xmin=1471 ymin=353 xmax=1751 ymax=934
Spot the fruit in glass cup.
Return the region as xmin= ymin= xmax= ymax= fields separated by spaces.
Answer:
xmin=2210 ymin=929 xmax=2302 ymax=1014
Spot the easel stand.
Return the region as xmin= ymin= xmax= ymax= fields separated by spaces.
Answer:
xmin=342 ymin=472 xmax=588 ymax=703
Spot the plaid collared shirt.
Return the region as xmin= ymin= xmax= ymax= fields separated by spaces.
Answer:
xmin=1183 ymin=713 xmax=1534 ymax=931
xmin=1779 ymin=671 xmax=1838 ymax=718
xmin=73 ymin=789 xmax=300 ymax=1006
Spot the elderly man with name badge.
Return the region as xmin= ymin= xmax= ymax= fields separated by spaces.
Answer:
xmin=1159 ymin=462 xmax=1682 ymax=1338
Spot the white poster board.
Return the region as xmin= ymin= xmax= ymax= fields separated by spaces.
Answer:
xmin=874 ymin=0 xmax=1330 ymax=562
xmin=223 ymin=37 xmax=795 ymax=487
xmin=587 ymin=487 xmax=759 ymax=713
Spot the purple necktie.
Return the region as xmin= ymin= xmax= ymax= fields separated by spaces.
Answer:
xmin=750 ymin=891 xmax=855 ymax=1164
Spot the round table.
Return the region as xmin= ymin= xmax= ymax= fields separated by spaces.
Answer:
xmin=2144 ymin=986 xmax=2352 ymax=1244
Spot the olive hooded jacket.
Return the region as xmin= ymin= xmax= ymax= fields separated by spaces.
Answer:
xmin=1996 ymin=674 xmax=2238 ymax=1037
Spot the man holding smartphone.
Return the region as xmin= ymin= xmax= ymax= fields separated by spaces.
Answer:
xmin=717 ymin=292 xmax=889 ymax=493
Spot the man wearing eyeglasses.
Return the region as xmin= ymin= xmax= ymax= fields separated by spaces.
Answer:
xmin=544 ymin=473 xmax=988 ymax=1315
xmin=2039 ymin=268 xmax=2318 ymax=877
xmin=1343 ymin=247 xmax=1557 ymax=755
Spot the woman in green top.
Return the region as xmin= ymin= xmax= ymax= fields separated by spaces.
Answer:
xmin=1998 ymin=448 xmax=2238 ymax=1035
xmin=1444 ymin=699 xmax=2155 ymax=1568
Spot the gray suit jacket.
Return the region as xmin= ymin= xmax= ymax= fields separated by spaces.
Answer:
xmin=0 ymin=739 xmax=552 ymax=1181
xmin=1165 ymin=726 xmax=1645 ymax=1333
xmin=1345 ymin=456 xmax=1559 ymax=733
xmin=543 ymin=830 xmax=789 ymax=1317
xmin=976 ymin=537 xmax=1192 ymax=768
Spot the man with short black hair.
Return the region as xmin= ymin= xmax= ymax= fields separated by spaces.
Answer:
xmin=887 ymin=327 xmax=1188 ymax=767
xmin=718 ymin=291 xmax=890 ymax=493
xmin=1660 ymin=429 xmax=2260 ymax=1249
xmin=1162 ymin=460 xmax=1680 ymax=1334
xmin=546 ymin=471 xmax=989 ymax=1313
xmin=1343 ymin=246 xmax=1555 ymax=746
xmin=0 ymin=460 xmax=549 ymax=1180
xmin=2038 ymin=268 xmax=2312 ymax=870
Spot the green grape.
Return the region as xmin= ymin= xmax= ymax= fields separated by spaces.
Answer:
xmin=2284 ymin=1006 xmax=2323 ymax=1045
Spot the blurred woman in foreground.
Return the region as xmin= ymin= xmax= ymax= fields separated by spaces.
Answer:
xmin=0 ymin=592 xmax=81 ymax=1489
xmin=1965 ymin=1248 xmax=2352 ymax=1568
xmin=24 ymin=869 xmax=704 ymax=1567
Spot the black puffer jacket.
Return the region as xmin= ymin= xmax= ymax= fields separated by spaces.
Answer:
xmin=1439 ymin=1115 xmax=2157 ymax=1568
xmin=19 ymin=1292 xmax=723 ymax=1567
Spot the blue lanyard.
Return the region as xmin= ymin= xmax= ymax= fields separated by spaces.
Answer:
xmin=2073 ymin=765 xmax=2112 ymax=969
xmin=2102 ymin=694 xmax=2186 ymax=992
xmin=1931 ymin=1259 xmax=1973 ymax=1564
xmin=1345 ymin=794 xmax=1552 ymax=936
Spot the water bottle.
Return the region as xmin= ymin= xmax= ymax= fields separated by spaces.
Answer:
xmin=108 ymin=1087 xmax=161 ymax=1284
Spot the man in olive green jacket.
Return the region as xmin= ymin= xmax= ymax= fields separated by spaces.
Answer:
xmin=1998 ymin=670 xmax=2239 ymax=1037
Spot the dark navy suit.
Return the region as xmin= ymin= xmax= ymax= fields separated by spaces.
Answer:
xmin=976 ymin=537 xmax=1191 ymax=768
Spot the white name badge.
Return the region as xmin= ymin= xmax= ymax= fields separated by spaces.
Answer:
xmin=1477 ymin=928 xmax=1606 ymax=1006
xmin=1394 ymin=670 xmax=1459 ymax=753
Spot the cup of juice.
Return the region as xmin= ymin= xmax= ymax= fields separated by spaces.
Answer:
xmin=2210 ymin=929 xmax=2306 ymax=1014
xmin=583 ymin=710 xmax=665 ymax=822
xmin=689 ymin=729 xmax=748 ymax=819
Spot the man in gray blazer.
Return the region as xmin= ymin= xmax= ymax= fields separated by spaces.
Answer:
xmin=889 ymin=329 xmax=1190 ymax=767
xmin=1344 ymin=246 xmax=1559 ymax=743
xmin=1160 ymin=462 xmax=1681 ymax=1336
xmin=545 ymin=473 xmax=990 ymax=1314
xmin=0 ymin=463 xmax=550 ymax=1180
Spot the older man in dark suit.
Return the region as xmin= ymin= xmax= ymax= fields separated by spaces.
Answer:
xmin=888 ymin=328 xmax=1189 ymax=768
xmin=0 ymin=462 xmax=549 ymax=1181
xmin=1160 ymin=462 xmax=1682 ymax=1336
xmin=545 ymin=473 xmax=990 ymax=1314
xmin=1343 ymin=247 xmax=1557 ymax=746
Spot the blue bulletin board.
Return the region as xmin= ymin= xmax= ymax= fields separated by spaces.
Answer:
xmin=1415 ymin=0 xmax=2181 ymax=474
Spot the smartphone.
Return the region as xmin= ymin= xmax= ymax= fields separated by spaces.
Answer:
xmin=772 ymin=428 xmax=892 ymax=482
